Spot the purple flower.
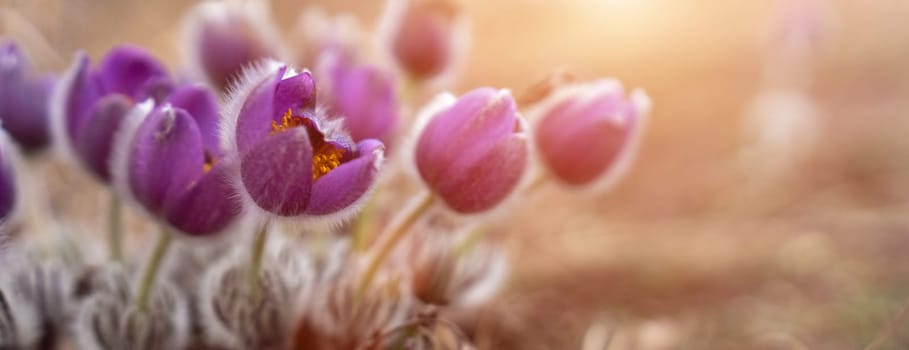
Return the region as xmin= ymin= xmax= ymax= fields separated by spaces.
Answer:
xmin=0 ymin=128 xmax=18 ymax=225
xmin=532 ymin=79 xmax=651 ymax=188
xmin=414 ymin=88 xmax=529 ymax=213
xmin=53 ymin=45 xmax=172 ymax=183
xmin=0 ymin=40 xmax=55 ymax=152
xmin=225 ymin=62 xmax=384 ymax=219
xmin=181 ymin=0 xmax=281 ymax=92
xmin=117 ymin=85 xmax=241 ymax=236
xmin=380 ymin=0 xmax=466 ymax=82
xmin=318 ymin=53 xmax=399 ymax=146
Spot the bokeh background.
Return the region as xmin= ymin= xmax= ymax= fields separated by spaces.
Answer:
xmin=5 ymin=0 xmax=909 ymax=348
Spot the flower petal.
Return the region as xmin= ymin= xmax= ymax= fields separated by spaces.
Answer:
xmin=165 ymin=159 xmax=241 ymax=236
xmin=0 ymin=42 xmax=54 ymax=152
xmin=75 ymin=94 xmax=133 ymax=182
xmin=235 ymin=66 xmax=283 ymax=155
xmin=128 ymin=106 xmax=204 ymax=214
xmin=304 ymin=139 xmax=383 ymax=216
xmin=166 ymin=84 xmax=221 ymax=155
xmin=239 ymin=127 xmax=314 ymax=216
xmin=273 ymin=70 xmax=316 ymax=119
xmin=61 ymin=53 xmax=103 ymax=144
xmin=98 ymin=45 xmax=169 ymax=99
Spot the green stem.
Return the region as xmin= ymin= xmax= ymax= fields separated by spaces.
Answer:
xmin=108 ymin=192 xmax=123 ymax=262
xmin=357 ymin=190 xmax=435 ymax=296
xmin=249 ymin=222 xmax=270 ymax=299
xmin=455 ymin=224 xmax=485 ymax=257
xmin=526 ymin=168 xmax=549 ymax=193
xmin=136 ymin=227 xmax=172 ymax=313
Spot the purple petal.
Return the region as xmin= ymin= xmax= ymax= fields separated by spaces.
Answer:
xmin=198 ymin=16 xmax=275 ymax=91
xmin=331 ymin=64 xmax=398 ymax=144
xmin=432 ymin=132 xmax=526 ymax=213
xmin=391 ymin=0 xmax=456 ymax=80
xmin=304 ymin=139 xmax=383 ymax=216
xmin=273 ymin=70 xmax=317 ymax=119
xmin=135 ymin=75 xmax=176 ymax=104
xmin=165 ymin=159 xmax=241 ymax=236
xmin=236 ymin=67 xmax=283 ymax=155
xmin=239 ymin=127 xmax=314 ymax=216
xmin=0 ymin=42 xmax=53 ymax=151
xmin=415 ymin=88 xmax=520 ymax=189
xmin=62 ymin=53 xmax=103 ymax=144
xmin=128 ymin=106 xmax=204 ymax=214
xmin=166 ymin=84 xmax=221 ymax=155
xmin=75 ymin=94 xmax=133 ymax=182
xmin=98 ymin=45 xmax=169 ymax=99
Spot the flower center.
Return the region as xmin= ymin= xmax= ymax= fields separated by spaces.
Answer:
xmin=203 ymin=151 xmax=217 ymax=173
xmin=271 ymin=109 xmax=346 ymax=180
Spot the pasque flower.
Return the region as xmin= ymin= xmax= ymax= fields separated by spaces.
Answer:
xmin=531 ymin=79 xmax=651 ymax=188
xmin=181 ymin=0 xmax=282 ymax=92
xmin=380 ymin=0 xmax=467 ymax=82
xmin=318 ymin=52 xmax=399 ymax=146
xmin=53 ymin=45 xmax=172 ymax=182
xmin=0 ymin=40 xmax=55 ymax=152
xmin=414 ymin=88 xmax=529 ymax=213
xmin=224 ymin=62 xmax=384 ymax=219
xmin=116 ymin=85 xmax=241 ymax=236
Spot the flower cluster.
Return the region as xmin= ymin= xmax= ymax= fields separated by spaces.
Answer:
xmin=0 ymin=0 xmax=651 ymax=349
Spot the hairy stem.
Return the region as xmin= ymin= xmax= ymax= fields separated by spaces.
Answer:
xmin=136 ymin=227 xmax=172 ymax=313
xmin=108 ymin=192 xmax=123 ymax=262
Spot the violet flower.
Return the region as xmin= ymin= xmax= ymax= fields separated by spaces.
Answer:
xmin=181 ymin=0 xmax=282 ymax=92
xmin=0 ymin=40 xmax=55 ymax=152
xmin=318 ymin=53 xmax=399 ymax=146
xmin=223 ymin=61 xmax=384 ymax=220
xmin=379 ymin=0 xmax=468 ymax=83
xmin=414 ymin=88 xmax=529 ymax=213
xmin=114 ymin=85 xmax=241 ymax=236
xmin=531 ymin=79 xmax=651 ymax=188
xmin=52 ymin=45 xmax=172 ymax=183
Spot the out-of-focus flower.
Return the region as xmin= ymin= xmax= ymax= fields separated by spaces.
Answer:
xmin=531 ymin=79 xmax=651 ymax=189
xmin=223 ymin=62 xmax=384 ymax=220
xmin=52 ymin=45 xmax=172 ymax=183
xmin=181 ymin=0 xmax=282 ymax=92
xmin=292 ymin=7 xmax=365 ymax=69
xmin=114 ymin=85 xmax=241 ymax=236
xmin=318 ymin=52 xmax=400 ymax=146
xmin=414 ymin=88 xmax=529 ymax=213
xmin=379 ymin=0 xmax=468 ymax=83
xmin=0 ymin=40 xmax=55 ymax=152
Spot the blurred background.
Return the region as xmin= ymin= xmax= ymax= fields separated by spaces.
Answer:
xmin=5 ymin=0 xmax=909 ymax=348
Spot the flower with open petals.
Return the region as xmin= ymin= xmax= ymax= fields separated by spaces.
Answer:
xmin=531 ymin=79 xmax=651 ymax=189
xmin=52 ymin=45 xmax=172 ymax=183
xmin=0 ymin=40 xmax=55 ymax=152
xmin=224 ymin=62 xmax=384 ymax=220
xmin=414 ymin=88 xmax=529 ymax=213
xmin=181 ymin=0 xmax=282 ymax=92
xmin=318 ymin=53 xmax=399 ymax=146
xmin=115 ymin=85 xmax=241 ymax=236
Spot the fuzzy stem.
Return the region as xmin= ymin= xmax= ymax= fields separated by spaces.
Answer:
xmin=358 ymin=190 xmax=435 ymax=296
xmin=108 ymin=192 xmax=123 ymax=262
xmin=136 ymin=227 xmax=172 ymax=313
xmin=249 ymin=222 xmax=270 ymax=299
xmin=455 ymin=224 xmax=485 ymax=257
xmin=525 ymin=168 xmax=550 ymax=193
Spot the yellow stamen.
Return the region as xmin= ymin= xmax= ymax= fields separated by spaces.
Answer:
xmin=269 ymin=108 xmax=346 ymax=180
xmin=271 ymin=109 xmax=307 ymax=133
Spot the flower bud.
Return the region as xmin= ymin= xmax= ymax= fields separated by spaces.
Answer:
xmin=53 ymin=45 xmax=171 ymax=183
xmin=532 ymin=79 xmax=651 ymax=188
xmin=226 ymin=62 xmax=384 ymax=220
xmin=414 ymin=88 xmax=529 ymax=213
xmin=319 ymin=53 xmax=399 ymax=146
xmin=0 ymin=40 xmax=55 ymax=152
xmin=381 ymin=0 xmax=466 ymax=82
xmin=181 ymin=0 xmax=281 ymax=91
xmin=117 ymin=86 xmax=241 ymax=236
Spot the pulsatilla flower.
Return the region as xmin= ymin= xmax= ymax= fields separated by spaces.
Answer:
xmin=531 ymin=79 xmax=651 ymax=189
xmin=380 ymin=0 xmax=468 ymax=83
xmin=181 ymin=0 xmax=282 ymax=92
xmin=0 ymin=40 xmax=55 ymax=152
xmin=414 ymin=88 xmax=529 ymax=213
xmin=225 ymin=62 xmax=384 ymax=219
xmin=318 ymin=52 xmax=399 ymax=146
xmin=52 ymin=45 xmax=172 ymax=183
xmin=115 ymin=84 xmax=241 ymax=236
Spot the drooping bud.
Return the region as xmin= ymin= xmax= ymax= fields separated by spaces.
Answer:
xmin=0 ymin=40 xmax=55 ymax=152
xmin=414 ymin=88 xmax=529 ymax=213
xmin=531 ymin=79 xmax=651 ymax=189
